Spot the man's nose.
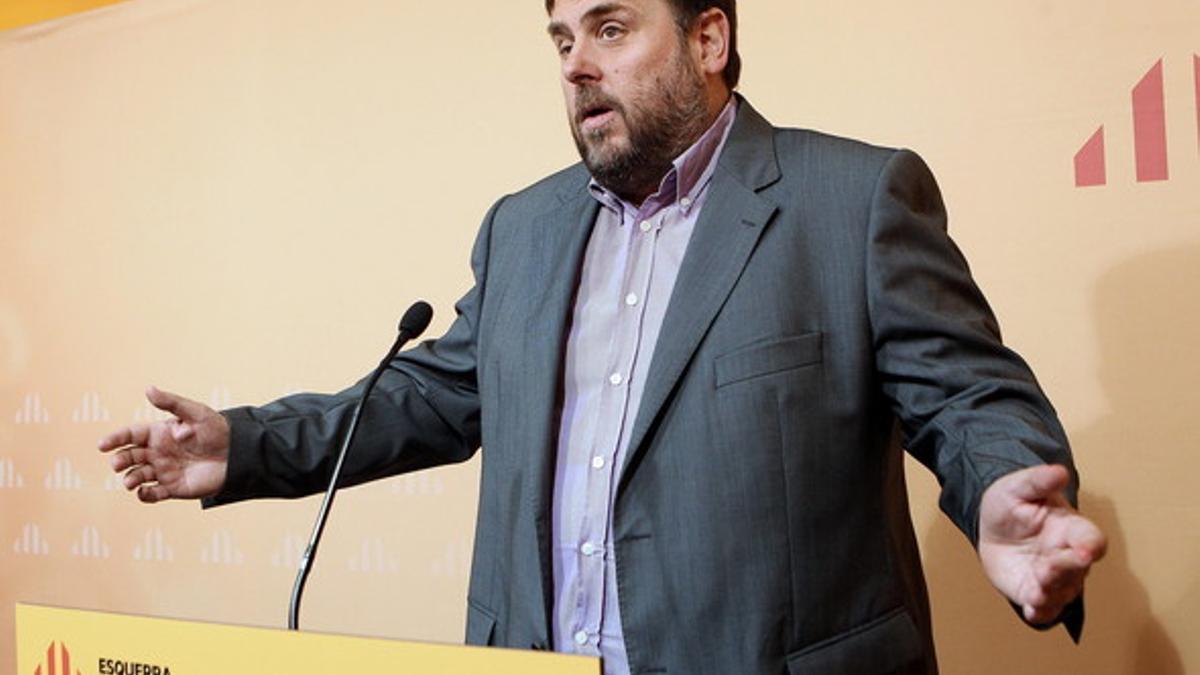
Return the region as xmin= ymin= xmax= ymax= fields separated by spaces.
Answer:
xmin=563 ymin=41 xmax=601 ymax=85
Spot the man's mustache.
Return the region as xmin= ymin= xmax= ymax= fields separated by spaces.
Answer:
xmin=573 ymin=88 xmax=624 ymax=126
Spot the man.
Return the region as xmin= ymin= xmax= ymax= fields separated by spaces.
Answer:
xmin=99 ymin=1 xmax=1106 ymax=673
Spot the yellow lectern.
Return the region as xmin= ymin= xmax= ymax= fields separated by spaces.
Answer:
xmin=16 ymin=603 xmax=600 ymax=674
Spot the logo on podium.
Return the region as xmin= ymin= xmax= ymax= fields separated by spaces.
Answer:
xmin=33 ymin=641 xmax=82 ymax=675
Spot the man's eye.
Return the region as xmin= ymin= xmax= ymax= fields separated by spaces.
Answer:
xmin=557 ymin=41 xmax=573 ymax=56
xmin=599 ymin=24 xmax=625 ymax=40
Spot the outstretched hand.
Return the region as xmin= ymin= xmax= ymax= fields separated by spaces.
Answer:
xmin=978 ymin=464 xmax=1107 ymax=625
xmin=97 ymin=386 xmax=230 ymax=503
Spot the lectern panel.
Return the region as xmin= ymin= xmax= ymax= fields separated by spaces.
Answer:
xmin=15 ymin=604 xmax=600 ymax=675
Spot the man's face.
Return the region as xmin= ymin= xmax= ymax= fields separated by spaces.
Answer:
xmin=548 ymin=0 xmax=711 ymax=202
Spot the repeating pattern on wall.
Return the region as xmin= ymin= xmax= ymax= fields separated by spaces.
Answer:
xmin=2 ymin=3 xmax=1198 ymax=675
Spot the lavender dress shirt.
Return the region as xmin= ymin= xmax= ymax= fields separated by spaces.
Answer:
xmin=551 ymin=98 xmax=738 ymax=674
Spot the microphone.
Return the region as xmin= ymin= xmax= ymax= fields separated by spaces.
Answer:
xmin=287 ymin=301 xmax=434 ymax=631
xmin=398 ymin=301 xmax=433 ymax=340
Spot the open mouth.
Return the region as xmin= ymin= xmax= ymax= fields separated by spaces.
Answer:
xmin=580 ymin=104 xmax=616 ymax=130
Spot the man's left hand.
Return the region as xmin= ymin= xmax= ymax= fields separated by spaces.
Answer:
xmin=977 ymin=464 xmax=1107 ymax=625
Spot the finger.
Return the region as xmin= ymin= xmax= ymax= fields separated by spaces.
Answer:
xmin=1024 ymin=551 xmax=1090 ymax=624
xmin=1045 ymin=575 xmax=1086 ymax=608
xmin=1065 ymin=516 xmax=1108 ymax=564
xmin=146 ymin=386 xmax=209 ymax=422
xmin=1035 ymin=557 xmax=1090 ymax=604
xmin=123 ymin=465 xmax=156 ymax=491
xmin=1024 ymin=579 xmax=1085 ymax=625
xmin=1007 ymin=464 xmax=1071 ymax=502
xmin=98 ymin=428 xmax=132 ymax=452
xmin=137 ymin=484 xmax=171 ymax=504
xmin=98 ymin=424 xmax=151 ymax=452
xmin=1035 ymin=548 xmax=1088 ymax=586
xmin=109 ymin=447 xmax=146 ymax=473
xmin=1025 ymin=600 xmax=1068 ymax=625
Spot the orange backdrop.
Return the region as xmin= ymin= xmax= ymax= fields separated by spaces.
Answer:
xmin=1 ymin=1 xmax=1197 ymax=673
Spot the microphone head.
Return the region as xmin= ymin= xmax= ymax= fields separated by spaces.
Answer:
xmin=398 ymin=301 xmax=434 ymax=338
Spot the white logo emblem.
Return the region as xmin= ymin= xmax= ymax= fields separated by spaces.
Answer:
xmin=208 ymin=386 xmax=232 ymax=410
xmin=392 ymin=472 xmax=445 ymax=496
xmin=44 ymin=458 xmax=83 ymax=491
xmin=13 ymin=523 xmax=49 ymax=556
xmin=133 ymin=528 xmax=174 ymax=562
xmin=70 ymin=392 xmax=111 ymax=423
xmin=431 ymin=538 xmax=471 ymax=577
xmin=347 ymin=538 xmax=398 ymax=574
xmin=0 ymin=458 xmax=24 ymax=488
xmin=270 ymin=534 xmax=305 ymax=570
xmin=200 ymin=529 xmax=245 ymax=565
xmin=70 ymin=526 xmax=112 ymax=558
xmin=14 ymin=393 xmax=50 ymax=424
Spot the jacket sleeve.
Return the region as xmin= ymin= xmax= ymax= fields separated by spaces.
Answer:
xmin=202 ymin=197 xmax=504 ymax=507
xmin=864 ymin=149 xmax=1084 ymax=638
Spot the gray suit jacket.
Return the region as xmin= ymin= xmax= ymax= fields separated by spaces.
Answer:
xmin=209 ymin=100 xmax=1079 ymax=674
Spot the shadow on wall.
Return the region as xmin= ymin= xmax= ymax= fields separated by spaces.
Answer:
xmin=921 ymin=244 xmax=1200 ymax=674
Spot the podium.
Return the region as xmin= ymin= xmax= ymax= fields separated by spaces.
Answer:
xmin=15 ymin=603 xmax=600 ymax=674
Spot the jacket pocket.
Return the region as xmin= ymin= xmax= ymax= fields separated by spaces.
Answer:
xmin=786 ymin=607 xmax=923 ymax=675
xmin=465 ymin=599 xmax=498 ymax=646
xmin=714 ymin=332 xmax=823 ymax=389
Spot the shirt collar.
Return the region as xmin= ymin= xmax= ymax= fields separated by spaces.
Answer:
xmin=589 ymin=95 xmax=739 ymax=219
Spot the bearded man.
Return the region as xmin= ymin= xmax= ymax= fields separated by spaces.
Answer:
xmin=100 ymin=1 xmax=1106 ymax=673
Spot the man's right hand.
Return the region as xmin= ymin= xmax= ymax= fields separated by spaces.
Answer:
xmin=98 ymin=386 xmax=230 ymax=503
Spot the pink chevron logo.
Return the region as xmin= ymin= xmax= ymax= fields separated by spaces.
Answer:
xmin=1074 ymin=55 xmax=1200 ymax=187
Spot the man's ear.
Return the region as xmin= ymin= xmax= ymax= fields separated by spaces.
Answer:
xmin=692 ymin=8 xmax=730 ymax=79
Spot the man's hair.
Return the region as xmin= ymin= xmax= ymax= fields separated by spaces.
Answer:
xmin=545 ymin=0 xmax=741 ymax=89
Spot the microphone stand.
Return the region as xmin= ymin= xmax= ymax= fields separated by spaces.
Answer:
xmin=287 ymin=301 xmax=433 ymax=631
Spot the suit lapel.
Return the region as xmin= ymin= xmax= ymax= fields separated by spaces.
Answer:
xmin=520 ymin=183 xmax=599 ymax=629
xmin=619 ymin=102 xmax=782 ymax=490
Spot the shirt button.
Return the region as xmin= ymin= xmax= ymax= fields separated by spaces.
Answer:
xmin=639 ymin=220 xmax=653 ymax=233
xmin=574 ymin=630 xmax=589 ymax=646
xmin=680 ymin=196 xmax=693 ymax=208
xmin=580 ymin=541 xmax=597 ymax=556
xmin=624 ymin=293 xmax=639 ymax=306
xmin=591 ymin=456 xmax=605 ymax=469
xmin=609 ymin=372 xmax=623 ymax=386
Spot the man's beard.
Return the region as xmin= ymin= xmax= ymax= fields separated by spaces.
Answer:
xmin=569 ymin=46 xmax=710 ymax=203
